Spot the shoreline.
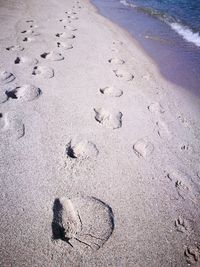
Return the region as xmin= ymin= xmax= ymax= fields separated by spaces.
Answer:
xmin=0 ymin=0 xmax=200 ymax=266
xmin=91 ymin=0 xmax=200 ymax=97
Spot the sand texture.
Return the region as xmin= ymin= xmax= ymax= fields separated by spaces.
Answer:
xmin=0 ymin=0 xmax=200 ymax=266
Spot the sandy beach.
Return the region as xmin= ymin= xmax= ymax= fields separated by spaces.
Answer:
xmin=0 ymin=0 xmax=200 ymax=266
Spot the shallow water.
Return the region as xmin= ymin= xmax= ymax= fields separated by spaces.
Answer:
xmin=92 ymin=0 xmax=200 ymax=96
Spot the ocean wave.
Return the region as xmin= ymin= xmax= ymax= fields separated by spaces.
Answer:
xmin=120 ymin=0 xmax=136 ymax=8
xmin=170 ymin=22 xmax=200 ymax=47
xmin=119 ymin=0 xmax=200 ymax=47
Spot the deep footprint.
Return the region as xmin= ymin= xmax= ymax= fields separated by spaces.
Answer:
xmin=40 ymin=51 xmax=64 ymax=61
xmin=66 ymin=139 xmax=99 ymax=159
xmin=32 ymin=65 xmax=54 ymax=79
xmin=14 ymin=56 xmax=38 ymax=66
xmin=52 ymin=196 xmax=114 ymax=250
xmin=100 ymin=86 xmax=123 ymax=97
xmin=94 ymin=108 xmax=122 ymax=129
xmin=6 ymin=85 xmax=41 ymax=102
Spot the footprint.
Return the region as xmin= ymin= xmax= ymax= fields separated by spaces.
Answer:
xmin=175 ymin=216 xmax=191 ymax=234
xmin=112 ymin=40 xmax=123 ymax=45
xmin=23 ymin=37 xmax=35 ymax=42
xmin=32 ymin=65 xmax=54 ymax=79
xmin=66 ymin=139 xmax=99 ymax=159
xmin=0 ymin=113 xmax=9 ymax=130
xmin=21 ymin=29 xmax=40 ymax=36
xmin=29 ymin=24 xmax=38 ymax=29
xmin=167 ymin=170 xmax=197 ymax=201
xmin=94 ymin=108 xmax=122 ymax=129
xmin=0 ymin=113 xmax=25 ymax=140
xmin=156 ymin=120 xmax=171 ymax=139
xmin=52 ymin=196 xmax=114 ymax=250
xmin=180 ymin=142 xmax=194 ymax=154
xmin=66 ymin=15 xmax=79 ymax=20
xmin=177 ymin=114 xmax=189 ymax=127
xmin=57 ymin=42 xmax=73 ymax=50
xmin=64 ymin=25 xmax=77 ymax=31
xmin=113 ymin=69 xmax=134 ymax=81
xmin=55 ymin=32 xmax=75 ymax=39
xmin=0 ymin=71 xmax=15 ymax=84
xmin=65 ymin=11 xmax=77 ymax=15
xmin=6 ymin=85 xmax=41 ymax=102
xmin=14 ymin=56 xmax=38 ymax=66
xmin=148 ymin=102 xmax=165 ymax=114
xmin=185 ymin=245 xmax=200 ymax=265
xmin=6 ymin=45 xmax=24 ymax=51
xmin=40 ymin=51 xmax=64 ymax=61
xmin=0 ymin=91 xmax=8 ymax=103
xmin=70 ymin=16 xmax=79 ymax=20
xmin=108 ymin=58 xmax=125 ymax=65
xmin=99 ymin=86 xmax=123 ymax=97
xmin=21 ymin=29 xmax=32 ymax=34
xmin=133 ymin=138 xmax=154 ymax=158
xmin=58 ymin=18 xmax=68 ymax=23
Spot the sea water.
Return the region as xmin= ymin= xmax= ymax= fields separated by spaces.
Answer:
xmin=92 ymin=0 xmax=200 ymax=95
xmin=121 ymin=0 xmax=200 ymax=47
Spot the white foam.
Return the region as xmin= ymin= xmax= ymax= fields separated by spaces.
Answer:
xmin=170 ymin=22 xmax=200 ymax=47
xmin=120 ymin=0 xmax=136 ymax=8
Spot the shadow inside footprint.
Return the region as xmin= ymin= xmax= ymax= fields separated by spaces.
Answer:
xmin=52 ymin=199 xmax=73 ymax=246
xmin=14 ymin=57 xmax=21 ymax=64
xmin=40 ymin=52 xmax=48 ymax=59
xmin=66 ymin=146 xmax=77 ymax=158
xmin=5 ymin=89 xmax=18 ymax=99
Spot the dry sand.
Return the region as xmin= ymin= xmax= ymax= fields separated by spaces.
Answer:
xmin=0 ymin=0 xmax=200 ymax=266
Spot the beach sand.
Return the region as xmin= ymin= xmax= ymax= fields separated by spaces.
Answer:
xmin=0 ymin=0 xmax=200 ymax=266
